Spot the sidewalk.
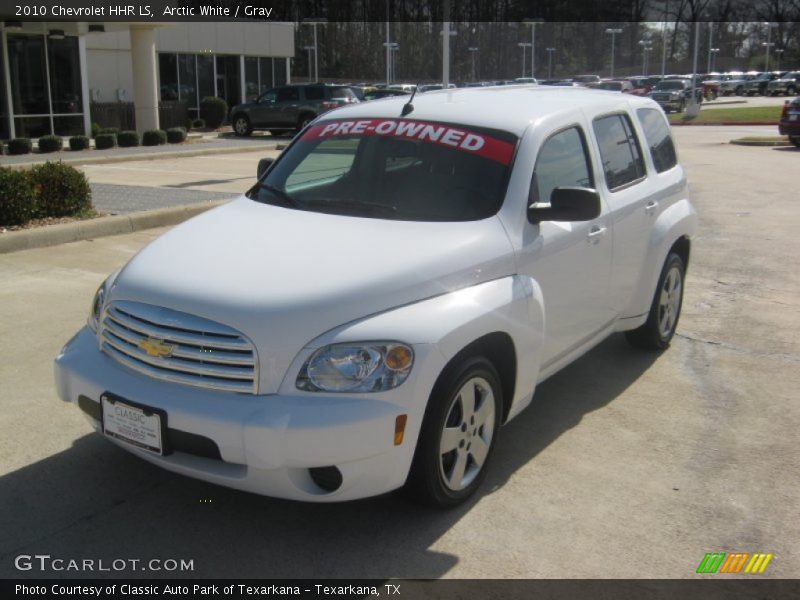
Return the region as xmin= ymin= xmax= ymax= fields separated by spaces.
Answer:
xmin=1 ymin=134 xmax=284 ymax=168
xmin=91 ymin=183 xmax=237 ymax=215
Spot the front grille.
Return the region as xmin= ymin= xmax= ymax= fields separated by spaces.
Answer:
xmin=100 ymin=301 xmax=257 ymax=394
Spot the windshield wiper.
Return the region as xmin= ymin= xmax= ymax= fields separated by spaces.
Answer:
xmin=251 ymin=182 xmax=302 ymax=208
xmin=305 ymin=198 xmax=399 ymax=218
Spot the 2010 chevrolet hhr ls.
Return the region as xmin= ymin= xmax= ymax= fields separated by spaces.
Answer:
xmin=55 ymin=87 xmax=696 ymax=507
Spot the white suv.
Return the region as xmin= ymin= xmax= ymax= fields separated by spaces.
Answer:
xmin=55 ymin=87 xmax=696 ymax=508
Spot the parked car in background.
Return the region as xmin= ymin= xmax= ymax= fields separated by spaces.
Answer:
xmin=779 ymin=97 xmax=800 ymax=147
xmin=230 ymin=84 xmax=359 ymax=136
xmin=573 ymin=74 xmax=601 ymax=84
xmin=743 ymin=72 xmax=785 ymax=96
xmin=628 ymin=76 xmax=660 ymax=96
xmin=588 ymin=80 xmax=634 ymax=93
xmin=514 ymin=77 xmax=538 ymax=84
xmin=388 ymin=83 xmax=417 ymax=93
xmin=363 ymin=88 xmax=412 ymax=101
xmin=54 ymin=87 xmax=695 ymax=508
xmin=768 ymin=71 xmax=800 ymax=96
xmin=649 ymin=79 xmax=703 ymax=112
xmin=718 ymin=72 xmax=754 ymax=96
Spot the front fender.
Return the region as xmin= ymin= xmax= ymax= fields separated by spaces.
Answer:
xmin=299 ymin=275 xmax=545 ymax=424
xmin=624 ymin=197 xmax=697 ymax=320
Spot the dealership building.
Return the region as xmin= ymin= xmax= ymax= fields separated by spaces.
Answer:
xmin=0 ymin=21 xmax=295 ymax=139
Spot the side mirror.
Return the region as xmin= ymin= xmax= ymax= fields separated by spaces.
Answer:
xmin=257 ymin=157 xmax=274 ymax=180
xmin=528 ymin=187 xmax=602 ymax=223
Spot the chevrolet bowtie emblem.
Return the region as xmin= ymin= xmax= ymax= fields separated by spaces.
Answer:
xmin=138 ymin=337 xmax=176 ymax=358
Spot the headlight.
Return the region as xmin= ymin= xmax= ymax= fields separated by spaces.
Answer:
xmin=87 ymin=270 xmax=119 ymax=332
xmin=87 ymin=283 xmax=106 ymax=332
xmin=296 ymin=342 xmax=414 ymax=393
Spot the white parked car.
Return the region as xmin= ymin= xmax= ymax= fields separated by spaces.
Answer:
xmin=55 ymin=87 xmax=696 ymax=507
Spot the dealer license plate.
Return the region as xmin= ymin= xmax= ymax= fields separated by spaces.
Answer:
xmin=101 ymin=394 xmax=165 ymax=455
xmin=790 ymin=113 xmax=798 ymax=121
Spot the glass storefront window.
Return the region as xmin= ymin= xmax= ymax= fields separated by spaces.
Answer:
xmin=7 ymin=34 xmax=49 ymax=115
xmin=52 ymin=115 xmax=85 ymax=136
xmin=259 ymin=58 xmax=273 ymax=94
xmin=215 ymin=55 xmax=240 ymax=108
xmin=159 ymin=53 xmax=178 ymax=100
xmin=178 ymin=54 xmax=197 ymax=108
xmin=197 ymin=54 xmax=214 ymax=101
xmin=245 ymin=57 xmax=259 ymax=102
xmin=48 ymin=37 xmax=82 ymax=114
xmin=14 ymin=116 xmax=50 ymax=138
xmin=274 ymin=58 xmax=287 ymax=86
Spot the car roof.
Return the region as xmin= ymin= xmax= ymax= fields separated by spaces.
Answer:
xmin=315 ymin=86 xmax=657 ymax=136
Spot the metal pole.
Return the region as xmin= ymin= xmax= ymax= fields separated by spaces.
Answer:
xmin=531 ymin=23 xmax=536 ymax=79
xmin=707 ymin=22 xmax=713 ymax=73
xmin=661 ymin=0 xmax=668 ymax=77
xmin=522 ymin=46 xmax=526 ymax=77
xmin=690 ymin=20 xmax=700 ymax=108
xmin=385 ymin=0 xmax=390 ymax=86
xmin=442 ymin=0 xmax=450 ymax=86
xmin=765 ymin=23 xmax=771 ymax=71
xmin=313 ymin=24 xmax=319 ymax=82
xmin=547 ymin=48 xmax=554 ymax=79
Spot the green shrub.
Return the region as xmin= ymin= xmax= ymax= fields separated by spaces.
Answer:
xmin=99 ymin=127 xmax=120 ymax=136
xmin=8 ymin=138 xmax=32 ymax=155
xmin=166 ymin=127 xmax=187 ymax=144
xmin=200 ymin=96 xmax=228 ymax=129
xmin=91 ymin=122 xmax=101 ymax=138
xmin=118 ymin=130 xmax=140 ymax=147
xmin=69 ymin=135 xmax=90 ymax=151
xmin=29 ymin=162 xmax=92 ymax=218
xmin=192 ymin=118 xmax=206 ymax=129
xmin=142 ymin=129 xmax=167 ymax=146
xmin=95 ymin=133 xmax=116 ymax=150
xmin=0 ymin=167 xmax=36 ymax=226
xmin=38 ymin=135 xmax=63 ymax=153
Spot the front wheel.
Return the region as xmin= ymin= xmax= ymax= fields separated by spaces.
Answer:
xmin=295 ymin=114 xmax=314 ymax=133
xmin=232 ymin=115 xmax=252 ymax=137
xmin=625 ymin=252 xmax=686 ymax=350
xmin=790 ymin=136 xmax=800 ymax=148
xmin=404 ymin=357 xmax=502 ymax=508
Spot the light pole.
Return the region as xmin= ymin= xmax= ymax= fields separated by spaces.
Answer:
xmin=775 ymin=48 xmax=784 ymax=71
xmin=518 ymin=42 xmax=532 ymax=78
xmin=302 ymin=18 xmax=326 ymax=82
xmin=523 ymin=18 xmax=544 ymax=78
xmin=661 ymin=0 xmax=669 ymax=77
xmin=391 ymin=45 xmax=400 ymax=82
xmin=546 ymin=47 xmax=555 ymax=79
xmin=468 ymin=47 xmax=479 ymax=82
xmin=707 ymin=22 xmax=714 ymax=73
xmin=763 ymin=22 xmax=778 ymax=71
xmin=709 ymin=48 xmax=720 ymax=72
xmin=605 ymin=28 xmax=623 ymax=78
xmin=383 ymin=42 xmax=398 ymax=83
xmin=639 ymin=40 xmax=652 ymax=76
xmin=302 ymin=46 xmax=314 ymax=82
xmin=385 ymin=0 xmax=390 ymax=86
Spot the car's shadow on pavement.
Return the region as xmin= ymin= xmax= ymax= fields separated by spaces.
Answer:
xmin=0 ymin=335 xmax=657 ymax=579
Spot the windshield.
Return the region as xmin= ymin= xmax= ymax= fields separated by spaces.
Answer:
xmin=655 ymin=81 xmax=685 ymax=90
xmin=247 ymin=118 xmax=517 ymax=221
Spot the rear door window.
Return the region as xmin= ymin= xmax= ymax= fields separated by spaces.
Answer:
xmin=592 ymin=113 xmax=646 ymax=190
xmin=276 ymin=87 xmax=300 ymax=102
xmin=303 ymin=86 xmax=325 ymax=101
xmin=636 ymin=108 xmax=678 ymax=173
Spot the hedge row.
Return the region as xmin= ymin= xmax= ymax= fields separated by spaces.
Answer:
xmin=0 ymin=162 xmax=92 ymax=227
xmin=2 ymin=127 xmax=191 ymax=154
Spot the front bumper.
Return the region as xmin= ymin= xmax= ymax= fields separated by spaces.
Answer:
xmin=779 ymin=119 xmax=800 ymax=136
xmin=54 ymin=327 xmax=427 ymax=501
xmin=653 ymin=97 xmax=683 ymax=110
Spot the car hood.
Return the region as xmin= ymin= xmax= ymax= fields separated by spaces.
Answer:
xmin=109 ymin=197 xmax=516 ymax=392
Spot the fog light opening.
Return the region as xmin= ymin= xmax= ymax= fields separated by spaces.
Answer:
xmin=309 ymin=466 xmax=343 ymax=493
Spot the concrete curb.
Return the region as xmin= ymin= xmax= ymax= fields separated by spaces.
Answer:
xmin=670 ymin=121 xmax=777 ymax=126
xmin=0 ymin=199 xmax=228 ymax=255
xmin=729 ymin=138 xmax=793 ymax=147
xmin=3 ymin=143 xmax=277 ymax=170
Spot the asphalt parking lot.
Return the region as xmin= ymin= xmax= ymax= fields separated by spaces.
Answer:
xmin=0 ymin=127 xmax=797 ymax=579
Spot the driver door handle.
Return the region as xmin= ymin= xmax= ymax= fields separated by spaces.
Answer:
xmin=587 ymin=225 xmax=607 ymax=244
xmin=645 ymin=200 xmax=659 ymax=213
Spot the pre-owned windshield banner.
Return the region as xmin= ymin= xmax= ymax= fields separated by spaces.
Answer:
xmin=301 ymin=119 xmax=516 ymax=166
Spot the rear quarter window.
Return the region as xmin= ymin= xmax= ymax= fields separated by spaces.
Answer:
xmin=592 ymin=113 xmax=646 ymax=190
xmin=636 ymin=108 xmax=678 ymax=173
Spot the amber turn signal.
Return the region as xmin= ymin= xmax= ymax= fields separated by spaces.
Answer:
xmin=385 ymin=345 xmax=412 ymax=370
xmin=394 ymin=414 xmax=408 ymax=446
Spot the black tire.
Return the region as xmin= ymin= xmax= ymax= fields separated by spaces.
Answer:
xmin=787 ymin=85 xmax=797 ymax=96
xmin=404 ymin=356 xmax=502 ymax=508
xmin=295 ymin=114 xmax=315 ymax=133
xmin=232 ymin=115 xmax=252 ymax=137
xmin=625 ymin=252 xmax=686 ymax=350
xmin=790 ymin=137 xmax=800 ymax=148
xmin=735 ymin=85 xmax=744 ymax=96
xmin=269 ymin=130 xmax=286 ymax=137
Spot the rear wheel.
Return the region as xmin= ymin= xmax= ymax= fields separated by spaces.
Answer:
xmin=787 ymin=85 xmax=797 ymax=96
xmin=625 ymin=253 xmax=685 ymax=350
xmin=790 ymin=136 xmax=800 ymax=148
xmin=404 ymin=357 xmax=502 ymax=508
xmin=295 ymin=114 xmax=315 ymax=133
xmin=232 ymin=115 xmax=252 ymax=137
